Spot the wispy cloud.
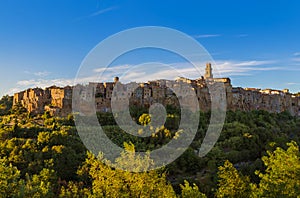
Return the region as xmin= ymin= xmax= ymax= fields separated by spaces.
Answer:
xmin=233 ymin=60 xmax=276 ymax=66
xmin=34 ymin=71 xmax=51 ymax=77
xmin=24 ymin=71 xmax=51 ymax=77
xmin=88 ymin=6 xmax=118 ymax=17
xmin=118 ymin=60 xmax=280 ymax=82
xmin=193 ymin=34 xmax=221 ymax=38
xmin=16 ymin=78 xmax=74 ymax=88
xmin=75 ymin=6 xmax=118 ymax=21
xmin=291 ymin=57 xmax=300 ymax=62
xmin=93 ymin=64 xmax=131 ymax=73
xmin=291 ymin=52 xmax=300 ymax=62
xmin=286 ymin=82 xmax=298 ymax=85
xmin=211 ymin=60 xmax=280 ymax=77
xmin=293 ymin=52 xmax=300 ymax=56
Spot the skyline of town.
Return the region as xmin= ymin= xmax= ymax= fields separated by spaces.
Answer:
xmin=13 ymin=63 xmax=300 ymax=118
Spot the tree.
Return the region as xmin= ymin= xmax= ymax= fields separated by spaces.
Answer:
xmin=255 ymin=141 xmax=300 ymax=197
xmin=180 ymin=180 xmax=207 ymax=198
xmin=0 ymin=158 xmax=23 ymax=196
xmin=78 ymin=143 xmax=177 ymax=198
xmin=0 ymin=95 xmax=13 ymax=115
xmin=10 ymin=102 xmax=27 ymax=115
xmin=59 ymin=181 xmax=91 ymax=198
xmin=216 ymin=160 xmax=252 ymax=198
xmin=20 ymin=168 xmax=57 ymax=197
xmin=216 ymin=141 xmax=300 ymax=198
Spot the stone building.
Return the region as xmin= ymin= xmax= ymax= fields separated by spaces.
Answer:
xmin=13 ymin=86 xmax=72 ymax=116
xmin=13 ymin=88 xmax=50 ymax=114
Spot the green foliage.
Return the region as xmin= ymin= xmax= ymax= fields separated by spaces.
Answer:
xmin=129 ymin=106 xmax=148 ymax=122
xmin=0 ymin=108 xmax=299 ymax=197
xmin=96 ymin=112 xmax=117 ymax=126
xmin=216 ymin=141 xmax=300 ymax=198
xmin=0 ymin=95 xmax=13 ymax=115
xmin=180 ymin=180 xmax=207 ymax=198
xmin=10 ymin=102 xmax=27 ymax=115
xmin=216 ymin=160 xmax=252 ymax=198
xmin=0 ymin=158 xmax=23 ymax=196
xmin=59 ymin=181 xmax=91 ymax=198
xmin=21 ymin=168 xmax=57 ymax=197
xmin=77 ymin=143 xmax=177 ymax=198
xmin=255 ymin=141 xmax=300 ymax=197
xmin=36 ymin=130 xmax=86 ymax=180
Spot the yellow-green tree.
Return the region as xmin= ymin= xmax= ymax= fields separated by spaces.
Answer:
xmin=216 ymin=141 xmax=300 ymax=198
xmin=20 ymin=168 xmax=57 ymax=197
xmin=215 ymin=160 xmax=252 ymax=198
xmin=180 ymin=180 xmax=207 ymax=198
xmin=77 ymin=143 xmax=176 ymax=198
xmin=0 ymin=158 xmax=23 ymax=196
xmin=138 ymin=113 xmax=151 ymax=126
xmin=255 ymin=141 xmax=300 ymax=197
xmin=59 ymin=181 xmax=91 ymax=198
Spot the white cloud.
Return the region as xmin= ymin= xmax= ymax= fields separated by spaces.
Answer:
xmin=293 ymin=52 xmax=300 ymax=56
xmin=287 ymin=82 xmax=297 ymax=85
xmin=75 ymin=6 xmax=118 ymax=21
xmin=193 ymin=34 xmax=221 ymax=38
xmin=34 ymin=71 xmax=51 ymax=77
xmin=89 ymin=6 xmax=118 ymax=17
xmin=24 ymin=70 xmax=51 ymax=77
xmin=292 ymin=57 xmax=300 ymax=62
xmin=233 ymin=60 xmax=275 ymax=66
xmin=6 ymin=87 xmax=23 ymax=96
xmin=93 ymin=64 xmax=130 ymax=73
xmin=212 ymin=60 xmax=280 ymax=76
xmin=16 ymin=78 xmax=74 ymax=88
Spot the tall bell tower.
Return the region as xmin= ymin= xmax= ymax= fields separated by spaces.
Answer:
xmin=204 ymin=62 xmax=213 ymax=79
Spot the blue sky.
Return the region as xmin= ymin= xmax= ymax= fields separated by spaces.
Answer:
xmin=1 ymin=0 xmax=300 ymax=96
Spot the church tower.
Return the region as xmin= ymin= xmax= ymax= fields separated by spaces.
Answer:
xmin=114 ymin=76 xmax=119 ymax=83
xmin=204 ymin=62 xmax=213 ymax=79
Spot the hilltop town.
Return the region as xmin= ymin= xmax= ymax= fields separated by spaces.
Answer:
xmin=13 ymin=63 xmax=300 ymax=117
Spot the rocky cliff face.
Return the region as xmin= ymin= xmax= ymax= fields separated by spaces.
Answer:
xmin=13 ymin=78 xmax=300 ymax=117
xmin=229 ymin=87 xmax=299 ymax=115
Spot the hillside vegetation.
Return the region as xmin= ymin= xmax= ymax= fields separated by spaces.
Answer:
xmin=0 ymin=95 xmax=299 ymax=197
